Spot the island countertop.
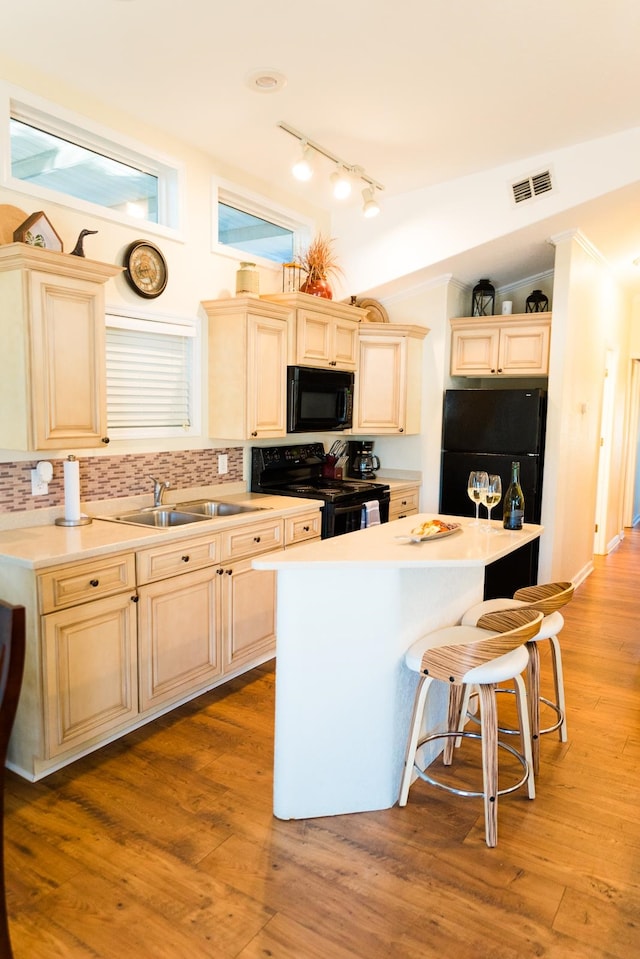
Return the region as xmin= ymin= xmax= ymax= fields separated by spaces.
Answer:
xmin=254 ymin=513 xmax=543 ymax=570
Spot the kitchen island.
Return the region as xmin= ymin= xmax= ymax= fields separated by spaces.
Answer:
xmin=253 ymin=514 xmax=543 ymax=820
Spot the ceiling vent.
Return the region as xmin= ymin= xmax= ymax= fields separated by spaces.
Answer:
xmin=511 ymin=169 xmax=553 ymax=204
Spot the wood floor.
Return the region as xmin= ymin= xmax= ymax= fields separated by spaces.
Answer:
xmin=4 ymin=532 xmax=640 ymax=958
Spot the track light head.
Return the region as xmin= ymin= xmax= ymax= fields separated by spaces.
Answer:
xmin=331 ymin=165 xmax=352 ymax=200
xmin=292 ymin=143 xmax=313 ymax=181
xmin=362 ymin=185 xmax=380 ymax=218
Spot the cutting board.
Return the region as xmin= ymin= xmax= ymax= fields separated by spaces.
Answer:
xmin=0 ymin=204 xmax=28 ymax=244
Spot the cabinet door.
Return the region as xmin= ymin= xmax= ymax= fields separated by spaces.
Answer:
xmin=137 ymin=566 xmax=222 ymax=712
xmin=296 ymin=310 xmax=332 ymax=366
xmin=247 ymin=313 xmax=287 ymax=437
xmin=450 ymin=327 xmax=500 ymax=375
xmin=355 ymin=336 xmax=406 ymax=432
xmin=498 ymin=324 xmax=550 ymax=375
xmin=221 ymin=558 xmax=276 ymax=671
xmin=389 ymin=487 xmax=420 ymax=521
xmin=331 ymin=317 xmax=359 ymax=370
xmin=42 ymin=592 xmax=138 ymax=758
xmin=29 ymin=270 xmax=107 ymax=448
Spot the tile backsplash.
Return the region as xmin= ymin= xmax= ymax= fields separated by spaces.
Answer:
xmin=0 ymin=448 xmax=244 ymax=514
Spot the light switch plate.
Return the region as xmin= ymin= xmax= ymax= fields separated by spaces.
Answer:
xmin=218 ymin=453 xmax=228 ymax=475
xmin=31 ymin=469 xmax=48 ymax=496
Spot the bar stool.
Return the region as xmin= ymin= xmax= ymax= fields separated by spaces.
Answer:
xmin=460 ymin=581 xmax=574 ymax=775
xmin=398 ymin=608 xmax=544 ymax=847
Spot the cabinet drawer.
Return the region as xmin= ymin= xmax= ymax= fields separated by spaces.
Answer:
xmin=136 ymin=534 xmax=221 ymax=584
xmin=222 ymin=519 xmax=284 ymax=561
xmin=389 ymin=489 xmax=419 ymax=520
xmin=285 ymin=510 xmax=322 ymax=545
xmin=39 ymin=552 xmax=136 ymax=613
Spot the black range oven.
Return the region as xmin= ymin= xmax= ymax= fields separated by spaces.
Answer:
xmin=251 ymin=443 xmax=390 ymax=539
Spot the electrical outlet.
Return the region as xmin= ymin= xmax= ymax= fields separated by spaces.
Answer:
xmin=218 ymin=453 xmax=228 ymax=475
xmin=31 ymin=469 xmax=48 ymax=496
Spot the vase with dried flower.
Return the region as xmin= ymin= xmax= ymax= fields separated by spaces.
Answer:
xmin=299 ymin=234 xmax=343 ymax=299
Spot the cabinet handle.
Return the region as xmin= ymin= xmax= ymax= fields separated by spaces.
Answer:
xmin=89 ymin=579 xmax=99 ymax=588
xmin=181 ymin=555 xmax=190 ymax=563
xmin=401 ymin=499 xmax=407 ymax=505
xmin=254 ymin=536 xmax=261 ymax=543
xmin=131 ymin=594 xmax=139 ymax=603
xmin=101 ymin=436 xmax=110 ymax=444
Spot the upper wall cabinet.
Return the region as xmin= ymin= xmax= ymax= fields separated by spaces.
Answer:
xmin=354 ymin=323 xmax=428 ymax=435
xmin=203 ymin=296 xmax=289 ymax=439
xmin=0 ymin=243 xmax=121 ymax=451
xmin=450 ymin=313 xmax=551 ymax=377
xmin=262 ymin=292 xmax=365 ymax=371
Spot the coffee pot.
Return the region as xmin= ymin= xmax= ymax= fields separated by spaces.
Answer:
xmin=348 ymin=441 xmax=380 ymax=480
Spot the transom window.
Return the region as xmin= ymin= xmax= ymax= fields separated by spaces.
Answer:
xmin=214 ymin=180 xmax=312 ymax=265
xmin=5 ymin=94 xmax=181 ymax=231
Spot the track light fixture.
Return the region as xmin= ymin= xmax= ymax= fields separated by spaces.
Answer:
xmin=292 ymin=142 xmax=313 ymax=181
xmin=279 ymin=122 xmax=384 ymax=216
xmin=362 ymin=185 xmax=380 ymax=218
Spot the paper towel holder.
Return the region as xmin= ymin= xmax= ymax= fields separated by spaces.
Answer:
xmin=55 ymin=454 xmax=93 ymax=527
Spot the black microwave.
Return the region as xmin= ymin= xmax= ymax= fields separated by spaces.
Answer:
xmin=287 ymin=365 xmax=354 ymax=433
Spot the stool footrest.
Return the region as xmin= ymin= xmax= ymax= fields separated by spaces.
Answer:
xmin=413 ymin=730 xmax=531 ymax=799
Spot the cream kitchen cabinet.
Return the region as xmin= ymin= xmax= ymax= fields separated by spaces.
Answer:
xmin=450 ymin=313 xmax=551 ymax=377
xmin=389 ymin=484 xmax=420 ymax=521
xmin=0 ymin=243 xmax=121 ymax=450
xmin=37 ymin=552 xmax=138 ymax=766
xmin=354 ymin=323 xmax=428 ymax=434
xmin=136 ymin=532 xmax=223 ymax=712
xmin=203 ymin=297 xmax=289 ymax=438
xmin=263 ymin=292 xmax=364 ymax=371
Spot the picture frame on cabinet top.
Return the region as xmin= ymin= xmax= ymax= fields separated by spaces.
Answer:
xmin=13 ymin=210 xmax=63 ymax=252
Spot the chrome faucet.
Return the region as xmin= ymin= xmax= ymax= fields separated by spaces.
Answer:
xmin=149 ymin=475 xmax=170 ymax=507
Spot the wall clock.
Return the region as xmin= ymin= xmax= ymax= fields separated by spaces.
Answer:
xmin=123 ymin=240 xmax=168 ymax=298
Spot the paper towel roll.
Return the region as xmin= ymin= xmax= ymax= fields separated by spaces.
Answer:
xmin=63 ymin=457 xmax=81 ymax=523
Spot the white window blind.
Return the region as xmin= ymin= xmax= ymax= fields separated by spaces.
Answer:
xmin=106 ymin=313 xmax=198 ymax=437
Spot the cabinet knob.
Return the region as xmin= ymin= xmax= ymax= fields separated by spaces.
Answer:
xmin=216 ymin=568 xmax=224 ymax=575
xmin=101 ymin=436 xmax=110 ymax=444
xmin=497 ymin=368 xmax=503 ymax=373
xmin=491 ymin=368 xmax=496 ymax=373
xmin=89 ymin=579 xmax=99 ymax=588
xmin=131 ymin=594 xmax=139 ymax=603
xmin=251 ymin=431 xmax=258 ymax=437
xmin=399 ymin=428 xmax=404 ymax=433
xmin=181 ymin=555 xmax=190 ymax=563
xmin=254 ymin=536 xmax=261 ymax=543
xmin=226 ymin=568 xmax=232 ymax=575
xmin=303 ymin=525 xmax=310 ymax=532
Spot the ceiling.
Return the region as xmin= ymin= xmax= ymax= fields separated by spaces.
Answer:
xmin=3 ymin=0 xmax=640 ymax=292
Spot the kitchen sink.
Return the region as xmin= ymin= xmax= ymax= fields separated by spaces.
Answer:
xmin=107 ymin=508 xmax=211 ymax=528
xmin=175 ymin=499 xmax=265 ymax=516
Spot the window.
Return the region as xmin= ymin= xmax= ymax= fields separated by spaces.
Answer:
xmin=5 ymin=92 xmax=181 ymax=231
xmin=105 ymin=312 xmax=200 ymax=439
xmin=214 ymin=179 xmax=312 ymax=265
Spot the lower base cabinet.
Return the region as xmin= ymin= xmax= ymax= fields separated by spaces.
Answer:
xmin=221 ymin=559 xmax=277 ymax=671
xmin=137 ymin=565 xmax=222 ymax=712
xmin=389 ymin=484 xmax=420 ymax=521
xmin=42 ymin=592 xmax=138 ymax=759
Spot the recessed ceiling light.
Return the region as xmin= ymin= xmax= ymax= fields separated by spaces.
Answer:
xmin=246 ymin=70 xmax=287 ymax=93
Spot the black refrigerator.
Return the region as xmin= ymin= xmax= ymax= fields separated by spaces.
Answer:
xmin=439 ymin=388 xmax=547 ymax=600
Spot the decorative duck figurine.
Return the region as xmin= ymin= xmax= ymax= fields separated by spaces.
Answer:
xmin=70 ymin=229 xmax=98 ymax=257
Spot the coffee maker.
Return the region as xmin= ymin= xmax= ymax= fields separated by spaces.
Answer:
xmin=347 ymin=440 xmax=381 ymax=480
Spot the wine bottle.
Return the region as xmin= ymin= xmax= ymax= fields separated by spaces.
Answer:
xmin=503 ymin=461 xmax=525 ymax=530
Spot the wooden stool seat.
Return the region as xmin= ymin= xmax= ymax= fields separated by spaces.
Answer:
xmin=461 ymin=581 xmax=574 ymax=775
xmin=399 ymin=608 xmax=543 ymax=847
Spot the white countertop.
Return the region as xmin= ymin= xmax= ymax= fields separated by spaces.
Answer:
xmin=0 ymin=493 xmax=321 ymax=569
xmin=255 ymin=513 xmax=543 ymax=570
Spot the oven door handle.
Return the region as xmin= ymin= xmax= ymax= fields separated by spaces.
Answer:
xmin=333 ymin=503 xmax=365 ymax=517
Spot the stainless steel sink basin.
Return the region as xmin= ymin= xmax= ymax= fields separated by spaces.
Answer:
xmin=176 ymin=499 xmax=264 ymax=517
xmin=108 ymin=508 xmax=211 ymax=528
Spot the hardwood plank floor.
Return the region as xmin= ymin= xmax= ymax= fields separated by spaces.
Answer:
xmin=4 ymin=531 xmax=640 ymax=958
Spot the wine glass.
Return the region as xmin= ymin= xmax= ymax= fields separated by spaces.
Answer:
xmin=481 ymin=474 xmax=502 ymax=531
xmin=467 ymin=471 xmax=489 ymax=526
